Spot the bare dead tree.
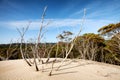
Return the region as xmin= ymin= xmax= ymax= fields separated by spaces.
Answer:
xmin=15 ymin=6 xmax=87 ymax=76
xmin=56 ymin=9 xmax=86 ymax=71
xmin=45 ymin=44 xmax=57 ymax=63
xmin=30 ymin=45 xmax=39 ymax=71
xmin=6 ymin=45 xmax=19 ymax=60
xmin=0 ymin=55 xmax=5 ymax=60
xmin=6 ymin=39 xmax=13 ymax=60
xmin=29 ymin=6 xmax=51 ymax=71
xmin=17 ymin=21 xmax=32 ymax=66
xmin=48 ymin=59 xmax=56 ymax=76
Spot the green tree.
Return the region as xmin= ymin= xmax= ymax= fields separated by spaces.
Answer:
xmin=98 ymin=22 xmax=120 ymax=39
xmin=75 ymin=33 xmax=105 ymax=61
xmin=98 ymin=22 xmax=120 ymax=65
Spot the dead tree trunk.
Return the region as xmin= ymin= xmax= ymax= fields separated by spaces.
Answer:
xmin=56 ymin=9 xmax=86 ymax=71
xmin=17 ymin=22 xmax=32 ymax=66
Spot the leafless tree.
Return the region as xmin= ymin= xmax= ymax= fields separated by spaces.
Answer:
xmin=15 ymin=6 xmax=87 ymax=76
xmin=6 ymin=40 xmax=18 ymax=60
xmin=17 ymin=21 xmax=32 ymax=66
xmin=56 ymin=9 xmax=86 ymax=71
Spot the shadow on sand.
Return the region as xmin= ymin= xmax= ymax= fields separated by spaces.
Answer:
xmin=52 ymin=71 xmax=78 ymax=76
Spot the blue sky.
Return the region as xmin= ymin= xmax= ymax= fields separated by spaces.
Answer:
xmin=0 ymin=0 xmax=120 ymax=44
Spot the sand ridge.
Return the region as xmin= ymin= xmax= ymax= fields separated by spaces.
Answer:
xmin=0 ymin=59 xmax=120 ymax=80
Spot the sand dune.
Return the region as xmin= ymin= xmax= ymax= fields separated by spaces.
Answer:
xmin=0 ymin=59 xmax=120 ymax=80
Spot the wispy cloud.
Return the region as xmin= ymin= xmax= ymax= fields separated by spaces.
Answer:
xmin=69 ymin=8 xmax=90 ymax=18
xmin=69 ymin=9 xmax=84 ymax=17
xmin=0 ymin=19 xmax=117 ymax=32
xmin=0 ymin=19 xmax=83 ymax=30
xmin=82 ymin=19 xmax=117 ymax=33
xmin=0 ymin=19 xmax=118 ymax=44
xmin=84 ymin=0 xmax=120 ymax=19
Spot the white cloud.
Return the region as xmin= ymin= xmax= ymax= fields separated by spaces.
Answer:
xmin=69 ymin=10 xmax=84 ymax=17
xmin=0 ymin=19 xmax=118 ymax=32
xmin=0 ymin=19 xmax=118 ymax=44
xmin=0 ymin=19 xmax=83 ymax=30
xmin=69 ymin=8 xmax=90 ymax=18
xmin=82 ymin=19 xmax=116 ymax=33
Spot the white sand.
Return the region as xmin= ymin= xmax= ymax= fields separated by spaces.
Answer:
xmin=0 ymin=59 xmax=120 ymax=80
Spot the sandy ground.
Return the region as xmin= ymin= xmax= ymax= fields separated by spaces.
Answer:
xmin=0 ymin=58 xmax=120 ymax=80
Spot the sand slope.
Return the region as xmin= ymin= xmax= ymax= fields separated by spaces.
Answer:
xmin=0 ymin=59 xmax=120 ymax=80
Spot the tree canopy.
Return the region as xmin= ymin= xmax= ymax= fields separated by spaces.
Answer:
xmin=98 ymin=22 xmax=120 ymax=37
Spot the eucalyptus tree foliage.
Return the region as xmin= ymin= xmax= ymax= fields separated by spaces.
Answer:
xmin=98 ymin=22 xmax=120 ymax=39
xmin=98 ymin=22 xmax=120 ymax=65
xmin=75 ymin=33 xmax=105 ymax=61
xmin=57 ymin=31 xmax=73 ymax=56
